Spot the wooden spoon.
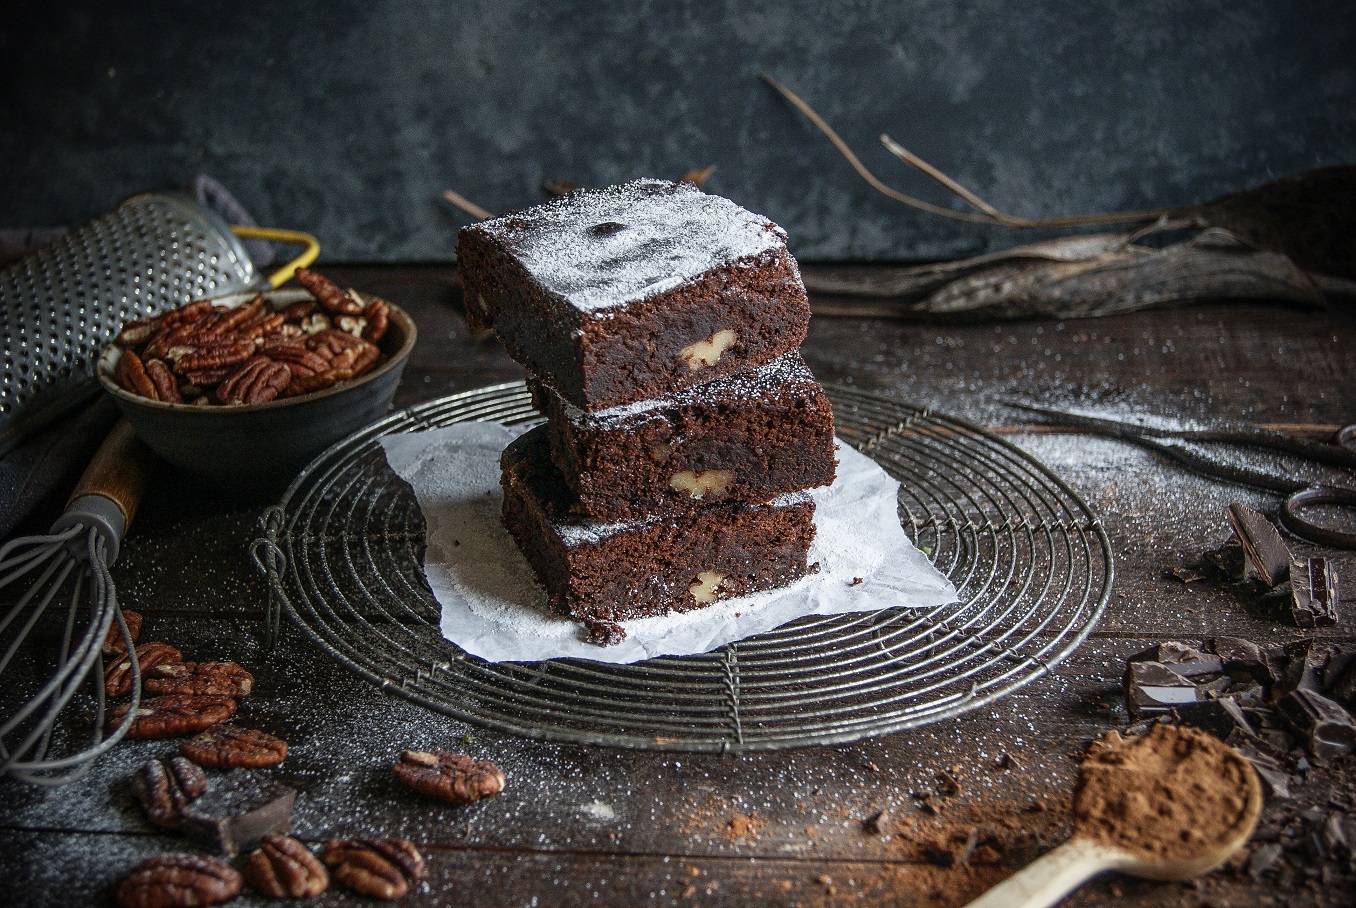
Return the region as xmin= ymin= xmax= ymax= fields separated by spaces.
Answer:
xmin=963 ymin=748 xmax=1263 ymax=908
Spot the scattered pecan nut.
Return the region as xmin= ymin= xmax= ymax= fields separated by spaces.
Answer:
xmin=145 ymin=661 xmax=254 ymax=698
xmin=323 ymin=839 xmax=425 ymax=900
xmin=295 ymin=268 xmax=364 ymax=315
xmin=393 ymin=750 xmax=506 ymax=805
xmin=117 ymin=854 xmax=241 ymax=908
xmin=180 ymin=724 xmax=287 ymax=769
xmin=131 ymin=755 xmax=208 ymax=829
xmin=102 ymin=609 xmax=143 ymax=655
xmin=110 ymin=695 xmax=238 ymax=740
xmin=105 ymin=642 xmax=183 ymax=698
xmin=243 ymin=833 xmax=329 ymax=898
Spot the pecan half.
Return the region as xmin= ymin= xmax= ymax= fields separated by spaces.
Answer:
xmin=105 ymin=642 xmax=183 ymax=697
xmin=131 ymin=755 xmax=209 ymax=829
xmin=110 ymin=695 xmax=238 ymax=740
xmin=181 ymin=366 xmax=233 ymax=388
xmin=180 ymin=724 xmax=287 ymax=769
xmin=174 ymin=339 xmax=256 ymax=375
xmin=199 ymin=295 xmax=264 ymax=338
xmin=116 ymin=317 xmax=161 ymax=348
xmin=102 ymin=609 xmax=143 ymax=655
xmin=361 ymin=294 xmax=390 ymax=343
xmin=260 ymin=340 xmax=329 ymax=375
xmin=237 ymin=310 xmax=288 ymax=344
xmin=322 ymin=839 xmax=424 ymax=899
xmin=145 ymin=661 xmax=254 ymax=697
xmin=143 ymin=322 xmax=203 ymax=361
xmin=393 ymin=750 xmax=506 ymax=804
xmin=282 ymin=299 xmax=316 ymax=320
xmin=159 ymin=300 xmax=214 ymax=331
xmin=117 ymin=854 xmax=241 ymax=908
xmin=215 ymin=356 xmax=271 ymax=403
xmin=144 ymin=359 xmax=182 ymax=403
xmin=296 ymin=268 xmax=364 ymax=315
xmin=307 ymin=328 xmax=363 ymax=357
xmin=117 ymin=350 xmax=159 ymax=400
xmin=243 ymin=834 xmax=329 ymax=898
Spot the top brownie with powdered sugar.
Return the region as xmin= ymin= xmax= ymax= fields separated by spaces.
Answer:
xmin=457 ymin=179 xmax=810 ymax=412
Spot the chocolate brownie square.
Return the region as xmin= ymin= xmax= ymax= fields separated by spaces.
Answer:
xmin=500 ymin=427 xmax=815 ymax=622
xmin=458 ymin=179 xmax=810 ymax=412
xmin=530 ymin=353 xmax=836 ymax=522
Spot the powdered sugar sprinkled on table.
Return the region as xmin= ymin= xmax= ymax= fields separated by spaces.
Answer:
xmin=379 ymin=423 xmax=957 ymax=664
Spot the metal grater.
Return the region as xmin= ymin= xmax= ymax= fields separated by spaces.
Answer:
xmin=0 ymin=192 xmax=267 ymax=455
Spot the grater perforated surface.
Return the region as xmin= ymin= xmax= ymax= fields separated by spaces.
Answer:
xmin=0 ymin=193 xmax=263 ymax=454
xmin=257 ymin=383 xmax=1114 ymax=752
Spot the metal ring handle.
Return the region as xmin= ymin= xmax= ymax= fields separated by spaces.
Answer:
xmin=1337 ymin=424 xmax=1356 ymax=452
xmin=1281 ymin=485 xmax=1356 ymax=549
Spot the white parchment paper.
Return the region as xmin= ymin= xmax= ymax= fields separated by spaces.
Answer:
xmin=380 ymin=423 xmax=957 ymax=664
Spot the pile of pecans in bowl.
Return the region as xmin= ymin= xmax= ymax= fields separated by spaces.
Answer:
xmin=111 ymin=269 xmax=391 ymax=406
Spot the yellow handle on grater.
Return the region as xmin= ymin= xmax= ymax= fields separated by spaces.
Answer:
xmin=230 ymin=225 xmax=321 ymax=288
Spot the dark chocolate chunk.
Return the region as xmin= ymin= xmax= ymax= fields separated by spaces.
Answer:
xmin=1289 ymin=556 xmax=1339 ymax=628
xmin=1226 ymin=502 xmax=1292 ymax=588
xmin=1208 ymin=636 xmax=1275 ymax=685
xmin=1127 ymin=641 xmax=1223 ymax=676
xmin=1126 ymin=661 xmax=1202 ymax=720
xmin=179 ymin=771 xmax=297 ymax=855
xmin=1328 ymin=654 xmax=1356 ymax=710
xmin=1203 ymin=535 xmax=1247 ymax=580
xmin=1173 ymin=696 xmax=1255 ymax=740
xmin=1275 ymin=689 xmax=1356 ymax=760
xmin=1274 ymin=641 xmax=1329 ymax=699
xmin=1230 ymin=742 xmax=1293 ymax=799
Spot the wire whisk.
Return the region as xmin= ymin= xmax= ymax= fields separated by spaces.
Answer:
xmin=0 ymin=420 xmax=151 ymax=785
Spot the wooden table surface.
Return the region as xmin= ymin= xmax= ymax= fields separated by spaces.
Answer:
xmin=3 ymin=265 xmax=1354 ymax=907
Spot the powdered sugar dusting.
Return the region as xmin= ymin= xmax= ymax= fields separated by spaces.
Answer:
xmin=554 ymin=353 xmax=817 ymax=429
xmin=379 ymin=425 xmax=957 ymax=664
xmin=470 ymin=179 xmax=787 ymax=314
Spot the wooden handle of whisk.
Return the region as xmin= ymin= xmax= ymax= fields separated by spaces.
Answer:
xmin=67 ymin=419 xmax=154 ymax=533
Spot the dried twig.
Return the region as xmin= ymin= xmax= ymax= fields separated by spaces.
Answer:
xmin=759 ymin=73 xmax=1168 ymax=229
xmin=441 ymin=190 xmax=492 ymax=221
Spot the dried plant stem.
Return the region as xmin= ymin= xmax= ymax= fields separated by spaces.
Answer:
xmin=442 ymin=190 xmax=492 ymax=221
xmin=760 ymin=73 xmax=1169 ymax=229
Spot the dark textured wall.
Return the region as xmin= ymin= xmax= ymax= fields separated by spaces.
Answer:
xmin=2 ymin=1 xmax=1353 ymax=263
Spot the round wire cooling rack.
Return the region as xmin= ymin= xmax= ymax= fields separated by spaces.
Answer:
xmin=253 ymin=383 xmax=1113 ymax=752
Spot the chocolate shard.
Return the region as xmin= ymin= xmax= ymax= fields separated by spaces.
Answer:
xmin=1207 ymin=636 xmax=1275 ymax=686
xmin=1230 ymin=741 xmax=1293 ymax=799
xmin=1173 ymin=695 xmax=1255 ymax=740
xmin=1275 ymin=689 xmax=1356 ymax=760
xmin=1290 ymin=556 xmax=1339 ymax=628
xmin=1126 ymin=661 xmax=1202 ymax=720
xmin=1328 ymin=654 xmax=1356 ymax=710
xmin=1127 ymin=641 xmax=1223 ymax=676
xmin=179 ymin=771 xmax=297 ymax=855
xmin=1274 ymin=641 xmax=1329 ymax=700
xmin=1203 ymin=535 xmax=1247 ymax=581
xmin=1226 ymin=503 xmax=1292 ymax=588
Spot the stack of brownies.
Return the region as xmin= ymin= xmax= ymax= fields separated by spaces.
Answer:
xmin=457 ymin=179 xmax=836 ymax=640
